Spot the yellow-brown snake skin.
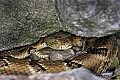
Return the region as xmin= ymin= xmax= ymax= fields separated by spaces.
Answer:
xmin=0 ymin=32 xmax=118 ymax=75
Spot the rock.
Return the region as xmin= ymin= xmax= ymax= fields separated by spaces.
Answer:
xmin=30 ymin=68 xmax=106 ymax=80
xmin=49 ymin=49 xmax=75 ymax=61
xmin=0 ymin=0 xmax=60 ymax=51
xmin=0 ymin=68 xmax=106 ymax=80
xmin=0 ymin=0 xmax=120 ymax=51
xmin=113 ymin=65 xmax=120 ymax=79
xmin=56 ymin=0 xmax=120 ymax=37
xmin=33 ymin=48 xmax=75 ymax=61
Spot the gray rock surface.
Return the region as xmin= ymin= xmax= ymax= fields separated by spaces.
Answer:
xmin=0 ymin=0 xmax=60 ymax=51
xmin=56 ymin=0 xmax=120 ymax=37
xmin=0 ymin=0 xmax=120 ymax=51
xmin=0 ymin=68 xmax=106 ymax=80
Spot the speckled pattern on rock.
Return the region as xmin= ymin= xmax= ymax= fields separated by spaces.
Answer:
xmin=0 ymin=0 xmax=120 ymax=51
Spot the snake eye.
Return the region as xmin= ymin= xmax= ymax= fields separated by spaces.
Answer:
xmin=42 ymin=43 xmax=47 ymax=47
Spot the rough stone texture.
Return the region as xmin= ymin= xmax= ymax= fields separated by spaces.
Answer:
xmin=56 ymin=0 xmax=120 ymax=37
xmin=0 ymin=0 xmax=120 ymax=51
xmin=0 ymin=0 xmax=61 ymax=51
xmin=0 ymin=68 xmax=106 ymax=80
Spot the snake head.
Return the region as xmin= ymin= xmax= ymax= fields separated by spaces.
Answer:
xmin=32 ymin=37 xmax=47 ymax=50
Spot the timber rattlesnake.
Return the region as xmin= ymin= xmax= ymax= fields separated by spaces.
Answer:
xmin=0 ymin=31 xmax=118 ymax=75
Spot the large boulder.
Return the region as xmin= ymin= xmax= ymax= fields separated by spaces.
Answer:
xmin=0 ymin=0 xmax=120 ymax=51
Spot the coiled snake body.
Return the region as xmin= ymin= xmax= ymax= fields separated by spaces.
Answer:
xmin=0 ymin=32 xmax=118 ymax=75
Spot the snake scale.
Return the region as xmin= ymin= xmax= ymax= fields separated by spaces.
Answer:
xmin=0 ymin=31 xmax=118 ymax=75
